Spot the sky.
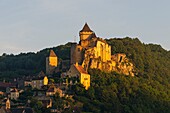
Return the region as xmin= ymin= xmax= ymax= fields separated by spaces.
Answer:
xmin=0 ymin=0 xmax=170 ymax=55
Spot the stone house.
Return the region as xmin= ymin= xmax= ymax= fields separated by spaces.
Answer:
xmin=10 ymin=88 xmax=19 ymax=100
xmin=46 ymin=84 xmax=63 ymax=97
xmin=31 ymin=71 xmax=48 ymax=89
xmin=67 ymin=63 xmax=90 ymax=90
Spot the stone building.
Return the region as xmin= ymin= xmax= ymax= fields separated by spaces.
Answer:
xmin=31 ymin=71 xmax=48 ymax=89
xmin=46 ymin=50 xmax=58 ymax=75
xmin=70 ymin=23 xmax=135 ymax=76
xmin=67 ymin=63 xmax=90 ymax=90
xmin=10 ymin=88 xmax=19 ymax=100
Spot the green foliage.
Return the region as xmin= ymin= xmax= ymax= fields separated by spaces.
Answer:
xmin=76 ymin=38 xmax=170 ymax=113
xmin=0 ymin=42 xmax=71 ymax=78
xmin=0 ymin=37 xmax=170 ymax=112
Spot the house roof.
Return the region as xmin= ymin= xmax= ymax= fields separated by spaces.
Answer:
xmin=49 ymin=50 xmax=57 ymax=57
xmin=80 ymin=23 xmax=93 ymax=32
xmin=10 ymin=107 xmax=34 ymax=113
xmin=11 ymin=88 xmax=18 ymax=93
xmin=74 ymin=64 xmax=88 ymax=74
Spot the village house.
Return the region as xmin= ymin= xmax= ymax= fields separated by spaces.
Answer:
xmin=67 ymin=63 xmax=90 ymax=90
xmin=36 ymin=96 xmax=52 ymax=108
xmin=46 ymin=84 xmax=63 ymax=97
xmin=10 ymin=88 xmax=19 ymax=100
xmin=0 ymin=98 xmax=34 ymax=113
xmin=31 ymin=71 xmax=48 ymax=89
xmin=0 ymin=82 xmax=17 ymax=94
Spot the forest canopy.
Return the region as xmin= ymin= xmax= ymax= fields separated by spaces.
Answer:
xmin=0 ymin=37 xmax=169 ymax=112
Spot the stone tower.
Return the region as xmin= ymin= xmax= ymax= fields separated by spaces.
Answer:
xmin=46 ymin=50 xmax=58 ymax=75
xmin=79 ymin=23 xmax=94 ymax=48
xmin=6 ymin=98 xmax=10 ymax=109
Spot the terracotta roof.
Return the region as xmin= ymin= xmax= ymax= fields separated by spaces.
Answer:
xmin=49 ymin=50 xmax=57 ymax=57
xmin=11 ymin=88 xmax=18 ymax=92
xmin=80 ymin=23 xmax=93 ymax=32
xmin=74 ymin=64 xmax=88 ymax=74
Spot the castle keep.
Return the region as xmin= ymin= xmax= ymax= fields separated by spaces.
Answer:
xmin=71 ymin=23 xmax=135 ymax=76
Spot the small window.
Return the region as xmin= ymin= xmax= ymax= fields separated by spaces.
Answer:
xmin=78 ymin=48 xmax=80 ymax=52
xmin=84 ymin=78 xmax=88 ymax=80
xmin=119 ymin=56 xmax=123 ymax=62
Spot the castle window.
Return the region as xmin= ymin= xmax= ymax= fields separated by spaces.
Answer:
xmin=119 ymin=56 xmax=122 ymax=62
xmin=84 ymin=78 xmax=88 ymax=80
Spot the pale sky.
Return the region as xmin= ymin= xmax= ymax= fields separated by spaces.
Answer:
xmin=0 ymin=0 xmax=170 ymax=55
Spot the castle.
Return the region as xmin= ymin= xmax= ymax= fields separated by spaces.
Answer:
xmin=45 ymin=23 xmax=135 ymax=90
xmin=71 ymin=23 xmax=135 ymax=76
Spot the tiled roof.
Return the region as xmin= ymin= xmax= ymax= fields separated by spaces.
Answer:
xmin=80 ymin=23 xmax=93 ymax=32
xmin=74 ymin=64 xmax=88 ymax=74
xmin=11 ymin=88 xmax=18 ymax=93
xmin=49 ymin=50 xmax=57 ymax=57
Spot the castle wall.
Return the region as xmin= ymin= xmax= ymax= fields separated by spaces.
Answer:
xmin=80 ymin=40 xmax=90 ymax=48
xmin=46 ymin=56 xmax=58 ymax=75
xmin=96 ymin=40 xmax=111 ymax=62
xmin=49 ymin=57 xmax=58 ymax=66
xmin=80 ymin=73 xmax=90 ymax=90
xmin=70 ymin=23 xmax=135 ymax=76
xmin=70 ymin=44 xmax=84 ymax=65
xmin=75 ymin=45 xmax=83 ymax=64
xmin=70 ymin=43 xmax=77 ymax=64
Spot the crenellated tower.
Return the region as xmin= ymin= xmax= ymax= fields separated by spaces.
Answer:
xmin=79 ymin=23 xmax=94 ymax=48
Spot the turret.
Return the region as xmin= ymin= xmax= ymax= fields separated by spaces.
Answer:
xmin=79 ymin=23 xmax=93 ymax=41
xmin=46 ymin=50 xmax=58 ymax=75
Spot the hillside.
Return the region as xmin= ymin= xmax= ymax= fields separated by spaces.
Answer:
xmin=77 ymin=37 xmax=170 ymax=113
xmin=0 ymin=42 xmax=71 ymax=79
xmin=0 ymin=37 xmax=170 ymax=112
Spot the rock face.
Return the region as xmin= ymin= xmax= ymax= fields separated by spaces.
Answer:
xmin=111 ymin=53 xmax=135 ymax=76
xmin=71 ymin=23 xmax=135 ymax=76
